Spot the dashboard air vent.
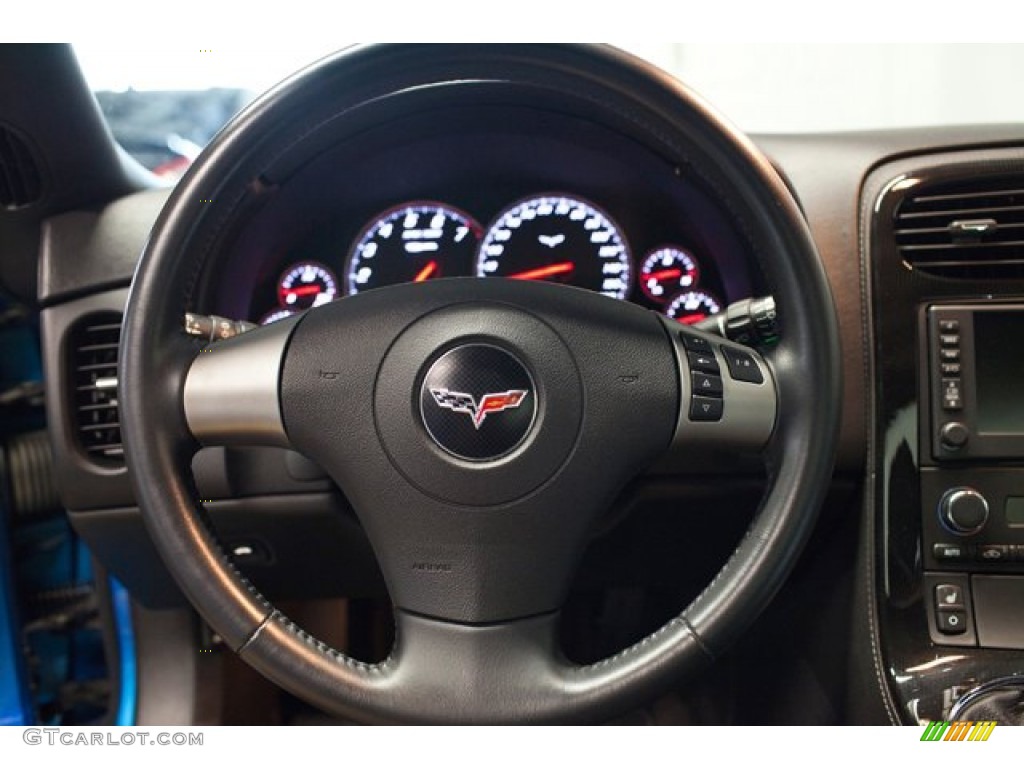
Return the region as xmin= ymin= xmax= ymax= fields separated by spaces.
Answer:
xmin=895 ymin=176 xmax=1024 ymax=279
xmin=70 ymin=312 xmax=123 ymax=462
xmin=0 ymin=123 xmax=43 ymax=209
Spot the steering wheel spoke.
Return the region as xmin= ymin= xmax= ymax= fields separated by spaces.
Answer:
xmin=182 ymin=315 xmax=299 ymax=448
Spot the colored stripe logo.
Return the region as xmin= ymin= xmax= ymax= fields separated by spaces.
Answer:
xmin=920 ymin=721 xmax=997 ymax=741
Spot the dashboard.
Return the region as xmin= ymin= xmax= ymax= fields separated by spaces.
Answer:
xmin=207 ymin=105 xmax=761 ymax=327
xmin=12 ymin=43 xmax=1024 ymax=726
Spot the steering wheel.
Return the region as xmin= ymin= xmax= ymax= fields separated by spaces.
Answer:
xmin=119 ymin=44 xmax=840 ymax=723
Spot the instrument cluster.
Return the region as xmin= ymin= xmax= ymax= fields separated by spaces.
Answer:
xmin=254 ymin=193 xmax=724 ymax=327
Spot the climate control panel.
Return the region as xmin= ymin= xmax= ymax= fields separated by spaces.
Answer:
xmin=923 ymin=468 xmax=1024 ymax=571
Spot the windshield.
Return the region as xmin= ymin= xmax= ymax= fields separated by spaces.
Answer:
xmin=76 ymin=43 xmax=1024 ymax=178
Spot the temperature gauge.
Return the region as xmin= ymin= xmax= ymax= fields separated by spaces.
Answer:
xmin=277 ymin=262 xmax=338 ymax=309
xmin=639 ymin=246 xmax=699 ymax=303
xmin=665 ymin=290 xmax=722 ymax=325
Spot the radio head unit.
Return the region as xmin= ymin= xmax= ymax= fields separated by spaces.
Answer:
xmin=928 ymin=303 xmax=1024 ymax=461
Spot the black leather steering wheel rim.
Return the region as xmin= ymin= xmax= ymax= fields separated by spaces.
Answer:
xmin=119 ymin=44 xmax=841 ymax=723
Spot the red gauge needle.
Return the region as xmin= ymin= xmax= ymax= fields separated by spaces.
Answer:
xmin=647 ymin=268 xmax=682 ymax=281
xmin=676 ymin=314 xmax=706 ymax=325
xmin=509 ymin=262 xmax=575 ymax=281
xmin=284 ymin=284 xmax=322 ymax=297
xmin=413 ymin=261 xmax=439 ymax=283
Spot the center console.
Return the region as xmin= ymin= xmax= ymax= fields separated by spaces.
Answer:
xmin=865 ymin=146 xmax=1024 ymax=723
xmin=920 ymin=303 xmax=1024 ymax=649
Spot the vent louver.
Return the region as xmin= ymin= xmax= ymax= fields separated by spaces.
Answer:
xmin=0 ymin=124 xmax=43 ymax=209
xmin=70 ymin=313 xmax=123 ymax=462
xmin=895 ymin=176 xmax=1024 ymax=279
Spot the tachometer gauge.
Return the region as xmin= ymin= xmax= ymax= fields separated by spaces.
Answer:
xmin=476 ymin=194 xmax=631 ymax=299
xmin=277 ymin=262 xmax=338 ymax=309
xmin=347 ymin=202 xmax=482 ymax=294
xmin=665 ymin=290 xmax=722 ymax=325
xmin=640 ymin=246 xmax=699 ymax=302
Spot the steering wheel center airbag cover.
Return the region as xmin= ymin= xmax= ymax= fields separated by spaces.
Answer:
xmin=374 ymin=293 xmax=582 ymax=506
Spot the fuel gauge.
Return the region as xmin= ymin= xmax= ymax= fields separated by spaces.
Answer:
xmin=665 ymin=290 xmax=722 ymax=325
xmin=260 ymin=308 xmax=297 ymax=325
xmin=277 ymin=262 xmax=338 ymax=309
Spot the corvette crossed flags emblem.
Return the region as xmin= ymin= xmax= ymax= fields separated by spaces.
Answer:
xmin=428 ymin=388 xmax=529 ymax=429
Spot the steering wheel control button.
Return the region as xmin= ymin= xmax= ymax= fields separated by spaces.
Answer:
xmin=939 ymin=487 xmax=989 ymax=536
xmin=689 ymin=395 xmax=723 ymax=422
xmin=691 ymin=371 xmax=723 ymax=397
xmin=678 ymin=331 xmax=712 ymax=354
xmin=722 ymin=347 xmax=764 ymax=384
xmin=687 ymin=350 xmax=719 ymax=374
xmin=937 ymin=609 xmax=968 ymax=635
xmin=935 ymin=584 xmax=965 ymax=610
xmin=420 ymin=344 xmax=536 ymax=462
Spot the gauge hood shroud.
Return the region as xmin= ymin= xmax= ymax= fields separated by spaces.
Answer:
xmin=119 ymin=44 xmax=839 ymax=722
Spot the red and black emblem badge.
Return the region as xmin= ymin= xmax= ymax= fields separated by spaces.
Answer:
xmin=420 ymin=345 xmax=536 ymax=461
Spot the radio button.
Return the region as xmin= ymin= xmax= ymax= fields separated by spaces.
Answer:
xmin=941 ymin=378 xmax=963 ymax=410
xmin=940 ymin=348 xmax=961 ymax=362
xmin=940 ymin=362 xmax=961 ymax=375
xmin=938 ymin=319 xmax=960 ymax=333
xmin=939 ymin=334 xmax=960 ymax=347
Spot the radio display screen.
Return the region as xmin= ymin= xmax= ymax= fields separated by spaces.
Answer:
xmin=975 ymin=312 xmax=1024 ymax=433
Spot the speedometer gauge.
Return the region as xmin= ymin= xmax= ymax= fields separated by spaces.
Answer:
xmin=347 ymin=202 xmax=482 ymax=294
xmin=476 ymin=194 xmax=631 ymax=300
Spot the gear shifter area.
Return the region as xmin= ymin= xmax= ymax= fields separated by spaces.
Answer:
xmin=951 ymin=677 xmax=1024 ymax=725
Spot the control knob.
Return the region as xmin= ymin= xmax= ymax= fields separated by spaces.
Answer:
xmin=938 ymin=487 xmax=989 ymax=536
xmin=940 ymin=421 xmax=969 ymax=450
